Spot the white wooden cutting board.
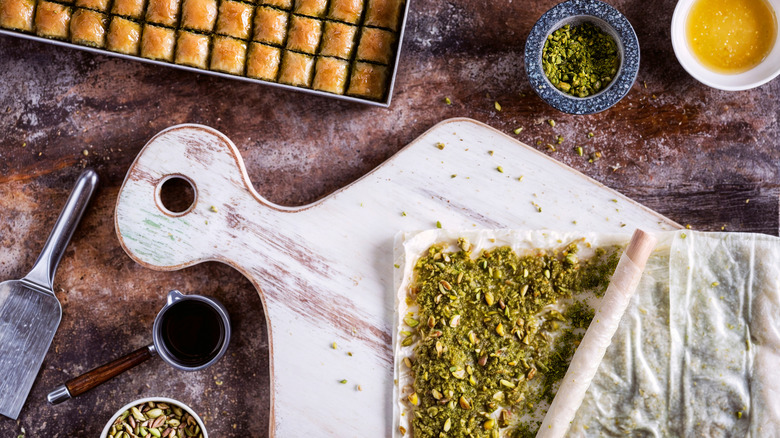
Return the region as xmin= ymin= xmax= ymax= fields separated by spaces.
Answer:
xmin=114 ymin=118 xmax=680 ymax=437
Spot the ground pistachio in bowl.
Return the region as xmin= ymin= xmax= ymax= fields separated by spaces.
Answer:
xmin=543 ymin=22 xmax=620 ymax=97
xmin=102 ymin=398 xmax=206 ymax=438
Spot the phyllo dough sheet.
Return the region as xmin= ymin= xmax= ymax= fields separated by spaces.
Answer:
xmin=393 ymin=229 xmax=632 ymax=437
xmin=395 ymin=230 xmax=780 ymax=437
xmin=571 ymin=231 xmax=780 ymax=437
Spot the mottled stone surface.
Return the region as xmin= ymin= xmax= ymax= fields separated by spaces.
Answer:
xmin=0 ymin=0 xmax=779 ymax=436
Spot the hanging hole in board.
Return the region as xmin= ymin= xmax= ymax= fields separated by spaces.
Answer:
xmin=157 ymin=175 xmax=197 ymax=216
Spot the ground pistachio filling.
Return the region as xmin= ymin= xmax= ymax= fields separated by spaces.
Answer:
xmin=403 ymin=238 xmax=619 ymax=437
xmin=542 ymin=22 xmax=620 ymax=98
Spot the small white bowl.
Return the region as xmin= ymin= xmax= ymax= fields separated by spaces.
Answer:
xmin=671 ymin=0 xmax=780 ymax=90
xmin=99 ymin=397 xmax=208 ymax=438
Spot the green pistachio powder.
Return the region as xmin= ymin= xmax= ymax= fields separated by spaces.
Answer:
xmin=404 ymin=239 xmax=619 ymax=437
xmin=542 ymin=23 xmax=620 ymax=98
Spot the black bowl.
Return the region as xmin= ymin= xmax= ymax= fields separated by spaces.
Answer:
xmin=524 ymin=0 xmax=640 ymax=115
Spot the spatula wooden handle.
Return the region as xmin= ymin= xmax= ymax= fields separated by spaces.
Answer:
xmin=48 ymin=345 xmax=154 ymax=404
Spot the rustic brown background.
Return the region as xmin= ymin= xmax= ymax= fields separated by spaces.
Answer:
xmin=1 ymin=0 xmax=779 ymax=435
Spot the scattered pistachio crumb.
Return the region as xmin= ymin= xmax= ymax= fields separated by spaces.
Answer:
xmin=488 ymin=150 xmax=494 ymax=156
xmin=451 ymin=174 xmax=457 ymax=178
xmin=546 ymin=144 xmax=556 ymax=152
xmin=436 ymin=142 xmax=445 ymax=150
xmin=737 ymin=411 xmax=743 ymax=419
xmin=401 ymin=211 xmax=407 ymax=217
xmin=357 ymin=384 xmax=363 ymax=391
xmin=210 ymin=205 xmax=218 ymax=213
xmin=339 ymin=379 xmax=348 ymax=384
xmin=332 ymin=342 xmax=338 ymax=349
xmin=348 ymin=352 xmax=353 ymax=356
xmin=215 ymin=380 xmax=223 ymax=385
xmin=497 ymin=166 xmax=504 ymax=173
xmin=587 ymin=132 xmax=595 ymax=138
xmin=548 ymin=119 xmax=556 ymax=127
xmin=576 ymin=146 xmax=583 ymax=156
xmin=686 ymin=224 xmax=692 ymax=229
xmin=513 ymin=127 xmax=523 ymax=134
xmin=681 ymin=233 xmax=687 ymax=239
xmin=712 ymin=281 xmax=720 ymax=287
xmin=746 ymin=199 xmax=750 ymax=204
xmin=22 ymin=142 xmax=26 ymax=148
xmin=444 ymin=97 xmax=452 ymax=105
xmin=394 ymin=264 xmax=400 ymax=268
xmin=517 ymin=176 xmax=524 ymax=181
xmin=436 ymin=221 xmax=442 ymax=228
xmin=82 ymin=149 xmax=89 ymax=156
xmin=556 ymin=135 xmax=564 ymax=144
xmin=611 ymin=199 xmax=618 ymax=203
xmin=494 ymin=101 xmax=502 ymax=111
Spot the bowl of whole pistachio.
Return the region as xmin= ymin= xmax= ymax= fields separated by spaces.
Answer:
xmin=525 ymin=0 xmax=640 ymax=114
xmin=100 ymin=397 xmax=207 ymax=438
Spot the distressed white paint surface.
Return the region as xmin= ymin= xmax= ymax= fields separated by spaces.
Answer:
xmin=114 ymin=118 xmax=680 ymax=437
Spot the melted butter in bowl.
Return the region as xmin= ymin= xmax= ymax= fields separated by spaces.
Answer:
xmin=686 ymin=0 xmax=777 ymax=74
xmin=672 ymin=0 xmax=780 ymax=90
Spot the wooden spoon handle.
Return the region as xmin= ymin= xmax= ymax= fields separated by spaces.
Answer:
xmin=48 ymin=345 xmax=154 ymax=404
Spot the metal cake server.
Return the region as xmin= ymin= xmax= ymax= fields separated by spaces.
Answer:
xmin=0 ymin=169 xmax=98 ymax=419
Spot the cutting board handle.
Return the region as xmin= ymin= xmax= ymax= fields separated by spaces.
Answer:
xmin=114 ymin=125 xmax=283 ymax=271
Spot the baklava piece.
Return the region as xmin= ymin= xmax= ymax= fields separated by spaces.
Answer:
xmin=347 ymin=61 xmax=388 ymax=100
xmin=286 ymin=15 xmax=321 ymax=54
xmin=252 ymin=6 xmax=286 ymax=46
xmin=0 ymin=0 xmax=36 ymax=31
xmin=175 ymin=30 xmax=209 ymax=68
xmin=356 ymin=27 xmax=394 ymax=64
xmin=106 ymin=16 xmax=141 ymax=54
xmin=259 ymin=0 xmax=291 ymax=10
xmin=145 ymin=0 xmax=180 ymax=27
xmin=111 ymin=0 xmax=145 ymax=19
xmin=180 ymin=0 xmax=216 ymax=32
xmin=278 ymin=50 xmax=313 ymax=86
xmin=293 ymin=0 xmax=326 ymax=18
xmin=312 ymin=56 xmax=348 ymax=94
xmin=75 ymin=0 xmax=109 ymax=12
xmin=34 ymin=1 xmax=71 ymax=39
xmin=215 ymin=0 xmax=252 ymax=40
xmin=140 ymin=23 xmax=175 ymax=61
xmin=364 ymin=0 xmax=402 ymax=31
xmin=210 ymin=35 xmax=247 ymax=74
xmin=246 ymin=42 xmax=280 ymax=80
xmin=70 ymin=9 xmax=107 ymax=47
xmin=328 ymin=0 xmax=362 ymax=24
xmin=318 ymin=21 xmax=356 ymax=59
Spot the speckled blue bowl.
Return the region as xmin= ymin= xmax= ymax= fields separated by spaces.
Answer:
xmin=525 ymin=0 xmax=640 ymax=115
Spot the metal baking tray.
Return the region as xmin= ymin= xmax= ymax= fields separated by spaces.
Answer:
xmin=0 ymin=0 xmax=410 ymax=107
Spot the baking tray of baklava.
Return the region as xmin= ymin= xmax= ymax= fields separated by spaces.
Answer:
xmin=0 ymin=0 xmax=408 ymax=105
